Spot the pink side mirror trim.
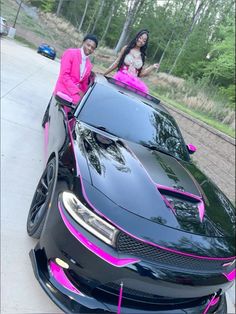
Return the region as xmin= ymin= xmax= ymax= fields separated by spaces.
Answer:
xmin=187 ymin=144 xmax=197 ymax=154
xmin=56 ymin=91 xmax=73 ymax=103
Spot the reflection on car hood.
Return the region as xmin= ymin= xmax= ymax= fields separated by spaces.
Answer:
xmin=74 ymin=122 xmax=235 ymax=239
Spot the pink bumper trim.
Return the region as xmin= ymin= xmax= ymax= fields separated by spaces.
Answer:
xmin=223 ymin=269 xmax=236 ymax=281
xmin=49 ymin=261 xmax=83 ymax=295
xmin=157 ymin=184 xmax=205 ymax=222
xmin=58 ymin=203 xmax=140 ymax=267
xmin=203 ymin=295 xmax=219 ymax=314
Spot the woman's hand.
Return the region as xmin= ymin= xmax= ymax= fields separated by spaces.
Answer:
xmin=153 ymin=63 xmax=160 ymax=70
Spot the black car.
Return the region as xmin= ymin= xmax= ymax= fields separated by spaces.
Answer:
xmin=27 ymin=75 xmax=235 ymax=313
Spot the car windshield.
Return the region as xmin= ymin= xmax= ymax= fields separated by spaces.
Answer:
xmin=79 ymin=84 xmax=189 ymax=161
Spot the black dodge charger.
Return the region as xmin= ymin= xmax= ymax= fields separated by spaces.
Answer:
xmin=27 ymin=75 xmax=235 ymax=313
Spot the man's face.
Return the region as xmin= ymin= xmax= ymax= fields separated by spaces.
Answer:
xmin=82 ymin=39 xmax=96 ymax=56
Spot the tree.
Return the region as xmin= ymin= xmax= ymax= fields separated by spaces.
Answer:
xmin=56 ymin=0 xmax=64 ymax=16
xmin=78 ymin=0 xmax=91 ymax=32
xmin=114 ymin=0 xmax=145 ymax=53
xmin=91 ymin=0 xmax=105 ymax=33
xmin=100 ymin=1 xmax=116 ymax=42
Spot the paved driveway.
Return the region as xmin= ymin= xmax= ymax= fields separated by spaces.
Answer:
xmin=1 ymin=38 xmax=235 ymax=313
xmin=1 ymin=38 xmax=62 ymax=313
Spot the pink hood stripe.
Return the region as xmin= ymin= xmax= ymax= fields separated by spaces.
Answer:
xmin=157 ymin=184 xmax=205 ymax=222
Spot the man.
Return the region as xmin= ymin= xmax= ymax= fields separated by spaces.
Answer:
xmin=54 ymin=34 xmax=98 ymax=104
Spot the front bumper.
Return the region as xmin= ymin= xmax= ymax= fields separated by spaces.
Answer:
xmin=28 ymin=184 xmax=230 ymax=314
xmin=30 ymin=247 xmax=227 ymax=314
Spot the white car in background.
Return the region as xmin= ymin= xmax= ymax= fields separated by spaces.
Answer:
xmin=0 ymin=17 xmax=8 ymax=36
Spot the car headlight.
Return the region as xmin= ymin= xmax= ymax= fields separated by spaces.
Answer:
xmin=61 ymin=191 xmax=119 ymax=246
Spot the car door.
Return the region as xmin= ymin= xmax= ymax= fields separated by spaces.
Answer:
xmin=46 ymin=96 xmax=68 ymax=159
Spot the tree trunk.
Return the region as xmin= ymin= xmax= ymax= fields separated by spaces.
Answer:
xmin=159 ymin=31 xmax=174 ymax=65
xmin=169 ymin=0 xmax=205 ymax=74
xmin=101 ymin=2 xmax=115 ymax=42
xmin=78 ymin=0 xmax=90 ymax=32
xmin=86 ymin=2 xmax=99 ymax=34
xmin=56 ymin=0 xmax=64 ymax=16
xmin=114 ymin=0 xmax=145 ymax=53
xmin=91 ymin=0 xmax=105 ymax=33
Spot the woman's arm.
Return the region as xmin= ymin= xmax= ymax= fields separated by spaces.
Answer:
xmin=103 ymin=46 xmax=127 ymax=76
xmin=139 ymin=63 xmax=159 ymax=77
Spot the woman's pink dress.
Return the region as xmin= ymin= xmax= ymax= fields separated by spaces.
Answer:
xmin=113 ymin=50 xmax=148 ymax=94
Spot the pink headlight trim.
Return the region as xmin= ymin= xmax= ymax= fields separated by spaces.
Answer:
xmin=49 ymin=261 xmax=83 ymax=295
xmin=223 ymin=269 xmax=236 ymax=281
xmin=58 ymin=203 xmax=140 ymax=267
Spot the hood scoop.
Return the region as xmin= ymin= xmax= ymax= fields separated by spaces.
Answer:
xmin=157 ymin=184 xmax=205 ymax=222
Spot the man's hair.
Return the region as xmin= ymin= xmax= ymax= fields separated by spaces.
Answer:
xmin=83 ymin=34 xmax=98 ymax=48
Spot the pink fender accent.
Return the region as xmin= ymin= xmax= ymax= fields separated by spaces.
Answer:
xmin=58 ymin=203 xmax=140 ymax=267
xmin=49 ymin=261 xmax=83 ymax=295
xmin=44 ymin=122 xmax=49 ymax=163
xmin=223 ymin=269 xmax=236 ymax=281
xmin=157 ymin=184 xmax=205 ymax=222
xmin=203 ymin=295 xmax=219 ymax=314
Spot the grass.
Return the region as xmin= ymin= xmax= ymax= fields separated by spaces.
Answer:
xmin=15 ymin=35 xmax=38 ymax=50
xmin=152 ymin=91 xmax=235 ymax=138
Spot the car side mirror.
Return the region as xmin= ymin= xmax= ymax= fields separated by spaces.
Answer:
xmin=187 ymin=144 xmax=197 ymax=154
xmin=55 ymin=92 xmax=75 ymax=110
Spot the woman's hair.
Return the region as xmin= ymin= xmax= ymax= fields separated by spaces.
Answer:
xmin=117 ymin=29 xmax=149 ymax=76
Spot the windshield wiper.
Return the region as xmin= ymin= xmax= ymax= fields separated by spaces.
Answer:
xmin=142 ymin=143 xmax=176 ymax=158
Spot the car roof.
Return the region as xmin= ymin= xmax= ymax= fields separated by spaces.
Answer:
xmin=94 ymin=74 xmax=169 ymax=114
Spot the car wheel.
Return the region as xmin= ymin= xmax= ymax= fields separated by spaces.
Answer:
xmin=27 ymin=158 xmax=56 ymax=239
xmin=42 ymin=98 xmax=52 ymax=128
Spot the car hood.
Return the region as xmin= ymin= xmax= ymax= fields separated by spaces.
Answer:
xmin=74 ymin=122 xmax=235 ymax=239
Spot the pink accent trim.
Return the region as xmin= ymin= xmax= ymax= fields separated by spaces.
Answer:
xmin=187 ymin=144 xmax=197 ymax=153
xmin=117 ymin=282 xmax=123 ymax=314
xmin=67 ymin=124 xmax=235 ymax=262
xmin=49 ymin=261 xmax=83 ymax=295
xmin=58 ymin=203 xmax=140 ymax=267
xmin=44 ymin=122 xmax=49 ymax=163
xmin=56 ymin=91 xmax=73 ymax=103
xmin=203 ymin=295 xmax=219 ymax=314
xmin=161 ymin=194 xmax=176 ymax=214
xmin=223 ymin=269 xmax=236 ymax=281
xmin=157 ymin=184 xmax=205 ymax=222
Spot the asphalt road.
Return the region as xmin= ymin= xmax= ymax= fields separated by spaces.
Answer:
xmin=1 ymin=38 xmax=235 ymax=313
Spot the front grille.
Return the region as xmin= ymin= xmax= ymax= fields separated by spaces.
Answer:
xmin=116 ymin=232 xmax=233 ymax=271
xmin=92 ymin=282 xmax=207 ymax=310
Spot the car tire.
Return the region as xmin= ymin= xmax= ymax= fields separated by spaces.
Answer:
xmin=27 ymin=158 xmax=56 ymax=239
xmin=42 ymin=98 xmax=51 ymax=128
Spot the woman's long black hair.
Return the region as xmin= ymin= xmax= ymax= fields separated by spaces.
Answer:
xmin=117 ymin=29 xmax=149 ymax=77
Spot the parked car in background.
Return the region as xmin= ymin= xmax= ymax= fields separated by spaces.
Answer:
xmin=0 ymin=17 xmax=8 ymax=36
xmin=27 ymin=75 xmax=235 ymax=314
xmin=37 ymin=43 xmax=56 ymax=60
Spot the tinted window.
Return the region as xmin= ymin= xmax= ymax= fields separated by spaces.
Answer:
xmin=79 ymin=84 xmax=189 ymax=161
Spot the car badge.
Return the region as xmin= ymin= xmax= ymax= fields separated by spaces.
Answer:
xmin=222 ymin=259 xmax=235 ymax=267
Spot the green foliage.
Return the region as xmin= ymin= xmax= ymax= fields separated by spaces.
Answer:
xmin=41 ymin=0 xmax=55 ymax=13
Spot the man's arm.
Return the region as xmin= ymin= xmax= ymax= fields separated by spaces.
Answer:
xmin=60 ymin=50 xmax=80 ymax=96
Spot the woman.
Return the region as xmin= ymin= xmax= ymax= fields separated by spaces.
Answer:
xmin=104 ymin=29 xmax=159 ymax=93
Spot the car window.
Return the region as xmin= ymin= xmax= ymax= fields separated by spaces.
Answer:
xmin=78 ymin=84 xmax=189 ymax=161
